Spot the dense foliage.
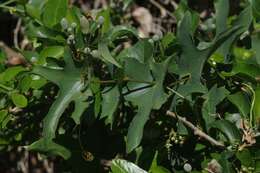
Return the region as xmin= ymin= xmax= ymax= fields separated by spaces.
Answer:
xmin=0 ymin=0 xmax=260 ymax=172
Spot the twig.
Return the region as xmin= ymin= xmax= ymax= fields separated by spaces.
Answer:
xmin=149 ymin=0 xmax=176 ymax=20
xmin=169 ymin=0 xmax=178 ymax=9
xmin=166 ymin=111 xmax=225 ymax=148
xmin=166 ymin=87 xmax=185 ymax=99
xmin=14 ymin=18 xmax=22 ymax=49
xmin=0 ymin=4 xmax=23 ymax=13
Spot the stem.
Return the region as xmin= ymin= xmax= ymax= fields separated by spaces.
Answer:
xmin=0 ymin=5 xmax=23 ymax=13
xmin=13 ymin=18 xmax=22 ymax=49
xmin=166 ymin=111 xmax=225 ymax=148
xmin=125 ymin=78 xmax=155 ymax=85
xmin=91 ymin=77 xmax=155 ymax=85
xmin=166 ymin=87 xmax=185 ymax=99
xmin=1 ymin=0 xmax=17 ymax=6
xmin=0 ymin=83 xmax=13 ymax=91
xmin=123 ymin=84 xmax=153 ymax=96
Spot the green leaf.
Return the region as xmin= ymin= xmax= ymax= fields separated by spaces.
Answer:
xmin=90 ymin=78 xmax=101 ymax=118
xmin=223 ymin=62 xmax=260 ymax=79
xmin=118 ymin=40 xmax=153 ymax=63
xmin=11 ymin=93 xmax=28 ymax=108
xmin=236 ymin=149 xmax=253 ymax=167
xmin=228 ymin=92 xmax=250 ymax=118
xmin=215 ymin=0 xmax=229 ymax=36
xmin=1 ymin=114 xmax=12 ymax=129
xmin=97 ymin=9 xmax=111 ymax=34
xmin=123 ymin=0 xmax=133 ymax=10
xmin=111 ymin=159 xmax=147 ymax=173
xmin=39 ymin=46 xmax=64 ymax=64
xmin=28 ymin=47 xmax=90 ymax=159
xmin=25 ymin=0 xmax=46 ymax=21
xmin=42 ymin=0 xmax=68 ymax=27
xmin=218 ymin=152 xmax=235 ymax=173
xmin=1 ymin=66 xmax=26 ymax=82
xmin=98 ymin=42 xmax=122 ymax=68
xmin=100 ymin=86 xmax=120 ymax=126
xmin=32 ymin=48 xmax=83 ymax=138
xmin=108 ymin=26 xmax=138 ymax=42
xmin=27 ymin=138 xmax=71 ymax=159
xmin=252 ymin=0 xmax=260 ymax=20
xmin=227 ymin=46 xmax=260 ymax=80
xmin=253 ymin=86 xmax=260 ymax=125
xmin=0 ymin=110 xmax=8 ymax=124
xmin=161 ymin=33 xmax=176 ymax=49
xmin=71 ymin=89 xmax=92 ymax=124
xmin=175 ymin=11 xmax=244 ymax=97
xmin=202 ymin=85 xmax=229 ymax=130
xmin=26 ymin=24 xmax=65 ymax=42
xmin=125 ymin=58 xmax=170 ymax=153
xmin=30 ymin=75 xmax=48 ymax=89
xmin=149 ymin=151 xmax=171 ymax=173
xmin=252 ymin=35 xmax=260 ymax=65
xmin=215 ymin=3 xmax=252 ymax=59
xmin=211 ymin=120 xmax=241 ymax=144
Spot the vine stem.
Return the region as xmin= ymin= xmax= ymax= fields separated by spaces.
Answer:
xmin=166 ymin=111 xmax=225 ymax=148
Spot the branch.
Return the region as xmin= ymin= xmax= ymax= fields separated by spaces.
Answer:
xmin=13 ymin=18 xmax=22 ymax=49
xmin=149 ymin=0 xmax=176 ymax=20
xmin=166 ymin=111 xmax=225 ymax=148
xmin=0 ymin=41 xmax=28 ymax=66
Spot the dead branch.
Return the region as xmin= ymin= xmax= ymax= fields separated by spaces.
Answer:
xmin=166 ymin=111 xmax=225 ymax=148
xmin=0 ymin=41 xmax=28 ymax=66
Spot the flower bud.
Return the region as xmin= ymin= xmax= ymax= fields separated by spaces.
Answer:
xmin=97 ymin=16 xmax=104 ymax=25
xmin=157 ymin=30 xmax=163 ymax=39
xmin=91 ymin=50 xmax=100 ymax=58
xmin=84 ymin=47 xmax=91 ymax=54
xmin=67 ymin=27 xmax=73 ymax=33
xmin=148 ymin=39 xmax=154 ymax=44
xmin=152 ymin=35 xmax=160 ymax=41
xmin=68 ymin=34 xmax=75 ymax=40
xmin=60 ymin=18 xmax=68 ymax=30
xmin=67 ymin=35 xmax=75 ymax=44
xmin=80 ymin=16 xmax=90 ymax=34
xmin=71 ymin=22 xmax=77 ymax=28
xmin=31 ymin=56 xmax=37 ymax=63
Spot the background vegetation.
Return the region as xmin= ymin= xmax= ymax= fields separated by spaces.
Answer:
xmin=0 ymin=0 xmax=260 ymax=172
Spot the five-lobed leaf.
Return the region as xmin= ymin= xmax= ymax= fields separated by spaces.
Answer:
xmin=125 ymin=57 xmax=170 ymax=153
xmin=28 ymin=47 xmax=90 ymax=159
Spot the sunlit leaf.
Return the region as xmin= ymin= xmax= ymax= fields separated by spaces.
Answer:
xmin=111 ymin=159 xmax=147 ymax=173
